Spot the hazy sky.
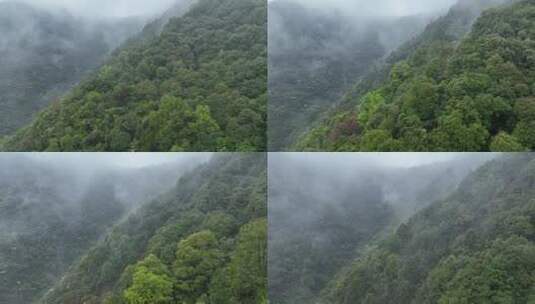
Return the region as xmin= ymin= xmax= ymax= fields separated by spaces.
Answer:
xmin=1 ymin=0 xmax=178 ymax=18
xmin=269 ymin=0 xmax=457 ymax=16
xmin=272 ymin=153 xmax=497 ymax=168
xmin=25 ymin=153 xmax=213 ymax=169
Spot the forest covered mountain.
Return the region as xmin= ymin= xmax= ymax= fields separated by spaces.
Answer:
xmin=268 ymin=0 xmax=431 ymax=150
xmin=0 ymin=1 xmax=144 ymax=136
xmin=268 ymin=154 xmax=491 ymax=304
xmin=39 ymin=153 xmax=267 ymax=304
xmin=297 ymin=0 xmax=534 ymax=152
xmin=0 ymin=155 xmax=199 ymax=304
xmin=2 ymin=0 xmax=267 ymax=152
xmin=269 ymin=153 xmax=535 ymax=304
xmin=323 ymin=153 xmax=535 ymax=303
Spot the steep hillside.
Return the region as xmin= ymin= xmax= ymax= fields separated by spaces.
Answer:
xmin=298 ymin=0 xmax=533 ymax=152
xmin=0 ymin=1 xmax=143 ymax=136
xmin=268 ymin=0 xmax=430 ymax=150
xmin=0 ymin=155 xmax=189 ymax=304
xmin=324 ymin=154 xmax=535 ymax=303
xmin=268 ymin=154 xmax=488 ymax=304
xmin=41 ymin=153 xmax=267 ymax=304
xmin=3 ymin=0 xmax=267 ymax=152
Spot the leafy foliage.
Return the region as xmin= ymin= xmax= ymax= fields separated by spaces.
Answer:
xmin=298 ymin=0 xmax=535 ymax=151
xmin=123 ymin=255 xmax=174 ymax=304
xmin=3 ymin=0 xmax=267 ymax=152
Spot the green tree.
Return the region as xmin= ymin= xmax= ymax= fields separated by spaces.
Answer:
xmin=430 ymin=110 xmax=489 ymax=151
xmin=359 ymin=130 xmax=401 ymax=151
xmin=490 ymin=132 xmax=526 ymax=152
xmin=401 ymin=77 xmax=438 ymax=123
xmin=513 ymin=121 xmax=535 ymax=150
xmin=173 ymin=230 xmax=223 ymax=303
xmin=189 ymin=105 xmax=220 ymax=151
xmin=123 ymin=255 xmax=174 ymax=304
xmin=228 ymin=219 xmax=268 ymax=303
xmin=358 ymin=91 xmax=386 ymax=127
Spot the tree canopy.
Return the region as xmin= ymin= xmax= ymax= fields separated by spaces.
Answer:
xmin=2 ymin=0 xmax=267 ymax=152
xmin=298 ymin=0 xmax=535 ymax=152
xmin=323 ymin=154 xmax=535 ymax=304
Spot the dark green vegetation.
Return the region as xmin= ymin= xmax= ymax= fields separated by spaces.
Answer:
xmin=0 ymin=155 xmax=189 ymax=304
xmin=298 ymin=0 xmax=535 ymax=151
xmin=0 ymin=1 xmax=143 ymax=136
xmin=268 ymin=0 xmax=430 ymax=150
xmin=41 ymin=153 xmax=267 ymax=304
xmin=325 ymin=154 xmax=535 ymax=304
xmin=3 ymin=0 xmax=267 ymax=152
xmin=268 ymin=154 xmax=489 ymax=304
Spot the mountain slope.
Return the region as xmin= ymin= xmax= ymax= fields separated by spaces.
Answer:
xmin=3 ymin=0 xmax=267 ymax=152
xmin=0 ymin=155 xmax=188 ymax=304
xmin=0 ymin=1 xmax=143 ymax=136
xmin=40 ymin=153 xmax=267 ymax=304
xmin=323 ymin=154 xmax=535 ymax=303
xmin=297 ymin=0 xmax=533 ymax=152
xmin=268 ymin=154 xmax=489 ymax=304
xmin=268 ymin=0 xmax=430 ymax=150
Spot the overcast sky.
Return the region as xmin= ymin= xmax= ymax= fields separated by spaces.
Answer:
xmin=272 ymin=153 xmax=497 ymax=169
xmin=1 ymin=0 xmax=178 ymax=18
xmin=269 ymin=0 xmax=457 ymax=16
xmin=25 ymin=153 xmax=213 ymax=169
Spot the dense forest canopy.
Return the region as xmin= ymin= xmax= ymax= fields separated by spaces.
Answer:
xmin=323 ymin=153 xmax=535 ymax=303
xmin=0 ymin=1 xmax=144 ymax=136
xmin=268 ymin=153 xmax=493 ymax=304
xmin=0 ymin=154 xmax=207 ymax=304
xmin=2 ymin=0 xmax=267 ymax=152
xmin=268 ymin=0 xmax=431 ymax=150
xmin=297 ymin=0 xmax=534 ymax=152
xmin=39 ymin=153 xmax=267 ymax=304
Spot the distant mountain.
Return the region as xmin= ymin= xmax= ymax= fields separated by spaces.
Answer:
xmin=0 ymin=1 xmax=143 ymax=136
xmin=3 ymin=0 xmax=267 ymax=152
xmin=268 ymin=0 xmax=431 ymax=150
xmin=297 ymin=0 xmax=533 ymax=152
xmin=324 ymin=153 xmax=535 ymax=303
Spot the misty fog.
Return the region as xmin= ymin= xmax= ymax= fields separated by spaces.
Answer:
xmin=268 ymin=153 xmax=497 ymax=303
xmin=268 ymin=0 xmax=445 ymax=149
xmin=0 ymin=153 xmax=211 ymax=303
xmin=0 ymin=0 xmax=199 ymax=135
xmin=0 ymin=0 xmax=179 ymax=18
xmin=268 ymin=153 xmax=497 ymax=230
xmin=269 ymin=0 xmax=457 ymax=17
xmin=0 ymin=152 xmax=211 ymax=212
